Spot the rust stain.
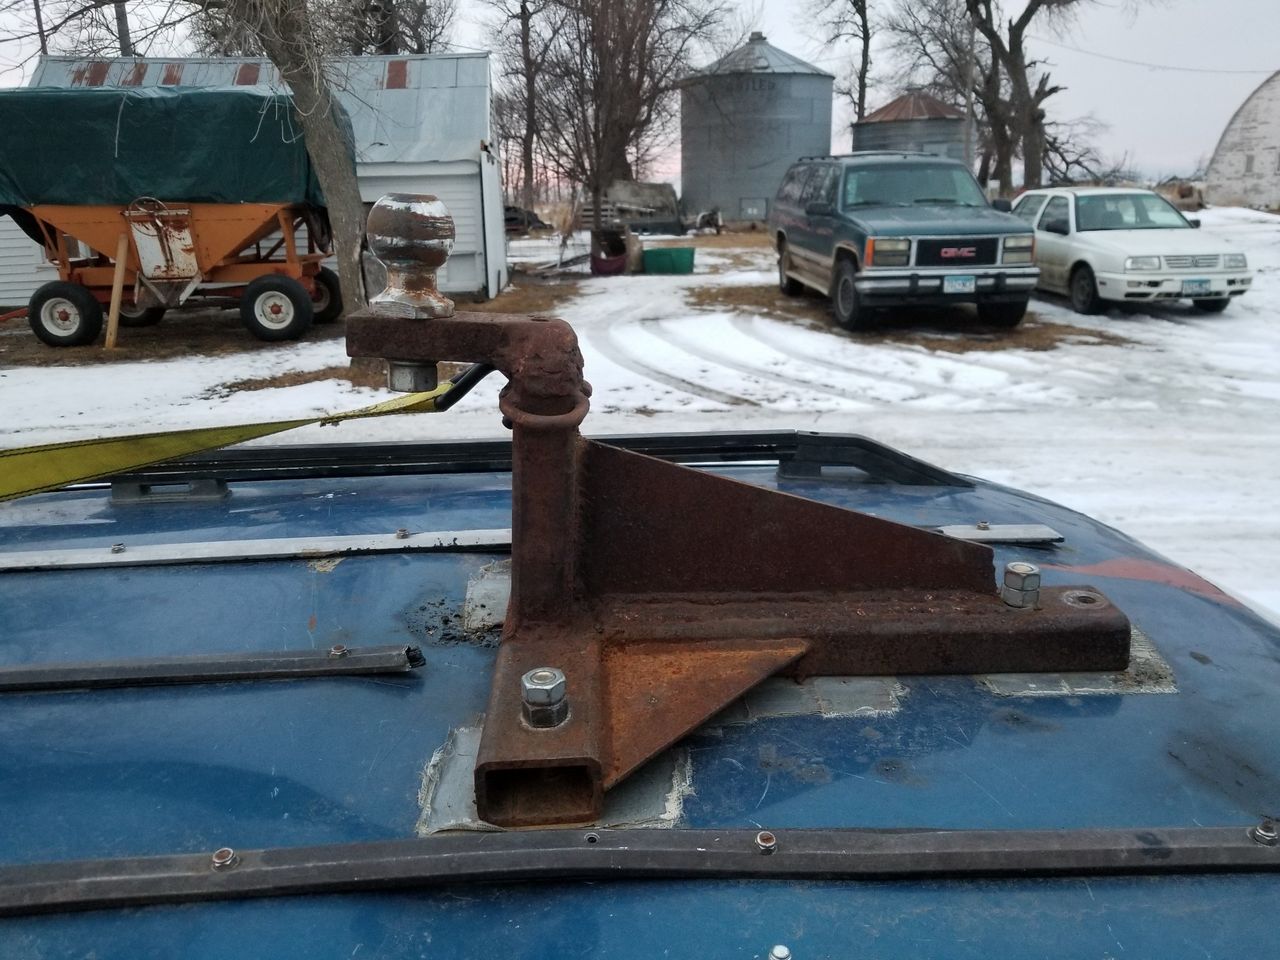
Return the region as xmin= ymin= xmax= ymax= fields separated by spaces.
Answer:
xmin=85 ymin=62 xmax=110 ymax=87
xmin=160 ymin=63 xmax=184 ymax=86
xmin=307 ymin=614 xmax=318 ymax=631
xmin=234 ymin=63 xmax=260 ymax=86
xmin=70 ymin=64 xmax=88 ymax=86
xmin=121 ymin=62 xmax=147 ymax=87
xmin=385 ymin=60 xmax=409 ymax=89
xmin=1046 ymin=558 xmax=1242 ymax=605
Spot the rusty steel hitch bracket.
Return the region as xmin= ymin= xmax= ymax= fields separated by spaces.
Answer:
xmin=347 ymin=196 xmax=1132 ymax=829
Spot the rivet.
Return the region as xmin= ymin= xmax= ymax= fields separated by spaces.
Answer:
xmin=211 ymin=847 xmax=239 ymax=870
xmin=110 ymin=543 xmax=125 ymax=554
xmin=328 ymin=644 xmax=349 ymax=658
xmin=395 ymin=528 xmax=410 ymax=540
xmin=769 ymin=946 xmax=792 ymax=960
xmin=1251 ymin=819 xmax=1278 ymax=846
xmin=755 ymin=830 xmax=777 ymax=854
xmin=976 ymin=520 xmax=990 ymax=531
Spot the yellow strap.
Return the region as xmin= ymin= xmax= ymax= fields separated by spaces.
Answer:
xmin=0 ymin=383 xmax=455 ymax=503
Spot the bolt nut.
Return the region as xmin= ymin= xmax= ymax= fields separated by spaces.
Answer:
xmin=328 ymin=644 xmax=350 ymax=658
xmin=1000 ymin=561 xmax=1041 ymax=609
xmin=386 ymin=361 xmax=439 ymax=393
xmin=755 ymin=830 xmax=778 ymax=854
xmin=769 ymin=947 xmax=792 ymax=960
xmin=521 ymin=667 xmax=569 ymax=728
xmin=110 ymin=543 xmax=126 ymax=554
xmin=522 ymin=667 xmax=566 ymax=706
xmin=211 ymin=847 xmax=239 ymax=870
xmin=1251 ymin=819 xmax=1279 ymax=846
xmin=976 ymin=520 xmax=991 ymax=531
xmin=395 ymin=528 xmax=410 ymax=540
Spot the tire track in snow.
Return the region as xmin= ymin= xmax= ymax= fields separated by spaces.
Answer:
xmin=584 ymin=323 xmax=761 ymax=408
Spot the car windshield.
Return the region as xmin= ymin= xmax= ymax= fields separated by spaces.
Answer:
xmin=1075 ymin=193 xmax=1191 ymax=231
xmin=842 ymin=162 xmax=988 ymax=208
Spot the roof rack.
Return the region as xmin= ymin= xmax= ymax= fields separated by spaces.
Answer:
xmin=796 ymin=151 xmax=939 ymax=162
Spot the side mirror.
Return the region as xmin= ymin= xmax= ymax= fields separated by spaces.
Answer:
xmin=805 ymin=201 xmax=834 ymax=217
xmin=991 ymin=198 xmax=1013 ymax=213
xmin=1187 ymin=218 xmax=1201 ymax=229
xmin=1043 ymin=218 xmax=1070 ymax=236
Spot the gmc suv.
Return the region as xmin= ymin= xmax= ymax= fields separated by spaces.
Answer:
xmin=769 ymin=153 xmax=1039 ymax=329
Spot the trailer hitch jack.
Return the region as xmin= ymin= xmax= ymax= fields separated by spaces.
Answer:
xmin=347 ymin=195 xmax=1132 ymax=828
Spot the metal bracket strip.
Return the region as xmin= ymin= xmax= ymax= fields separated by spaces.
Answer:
xmin=0 ymin=529 xmax=512 ymax=573
xmin=0 ymin=644 xmax=425 ymax=693
xmin=2 ymin=826 xmax=1276 ymax=917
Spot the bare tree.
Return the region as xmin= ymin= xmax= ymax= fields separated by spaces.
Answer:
xmin=810 ymin=0 xmax=873 ymax=121
xmin=1041 ymin=114 xmax=1106 ymax=183
xmin=533 ymin=0 xmax=726 ymax=242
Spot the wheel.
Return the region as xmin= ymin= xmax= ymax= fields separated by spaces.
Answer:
xmin=977 ymin=299 xmax=1028 ymax=328
xmin=1069 ymin=264 xmax=1101 ymax=315
xmin=310 ymin=267 xmax=343 ymax=323
xmin=117 ymin=301 xmax=166 ymax=327
xmin=28 ymin=281 xmax=104 ymax=347
xmin=1192 ymin=298 xmax=1230 ymax=314
xmin=240 ymin=276 xmax=314 ymax=341
xmin=777 ymin=241 xmax=803 ymax=296
xmin=831 ymin=257 xmax=873 ymax=330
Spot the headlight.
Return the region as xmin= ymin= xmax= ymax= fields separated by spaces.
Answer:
xmin=1003 ymin=235 xmax=1034 ymax=264
xmin=1125 ymin=256 xmax=1161 ymax=272
xmin=1224 ymin=253 xmax=1248 ymax=269
xmin=867 ymin=238 xmax=910 ymax=267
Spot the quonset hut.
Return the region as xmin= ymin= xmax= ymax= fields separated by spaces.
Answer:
xmin=1206 ymin=71 xmax=1280 ymax=209
xmin=850 ymin=92 xmax=969 ymax=161
xmin=680 ymin=33 xmax=833 ymax=224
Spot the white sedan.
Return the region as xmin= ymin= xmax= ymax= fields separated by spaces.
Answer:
xmin=1012 ymin=187 xmax=1253 ymax=314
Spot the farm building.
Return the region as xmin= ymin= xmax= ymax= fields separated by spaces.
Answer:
xmin=680 ymin=32 xmax=833 ymax=223
xmin=850 ymin=91 xmax=970 ymax=161
xmin=1206 ymin=70 xmax=1280 ymax=209
xmin=0 ymin=52 xmax=507 ymax=307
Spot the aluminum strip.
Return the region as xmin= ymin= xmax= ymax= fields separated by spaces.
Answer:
xmin=0 ymin=529 xmax=513 ymax=573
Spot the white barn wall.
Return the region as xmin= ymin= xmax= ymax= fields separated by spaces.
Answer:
xmin=0 ymin=219 xmax=57 ymax=307
xmin=1207 ymin=71 xmax=1280 ymax=209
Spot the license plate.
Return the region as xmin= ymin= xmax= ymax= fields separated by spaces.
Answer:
xmin=943 ymin=275 xmax=976 ymax=295
xmin=1182 ymin=279 xmax=1211 ymax=296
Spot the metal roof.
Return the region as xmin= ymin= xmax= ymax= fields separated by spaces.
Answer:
xmin=692 ymin=32 xmax=833 ymax=79
xmin=29 ymin=53 xmax=492 ymax=166
xmin=860 ymin=91 xmax=964 ymax=124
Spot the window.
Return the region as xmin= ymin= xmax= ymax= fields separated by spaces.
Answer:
xmin=802 ymin=165 xmax=839 ymax=206
xmin=777 ymin=165 xmax=813 ymax=204
xmin=841 ymin=161 xmax=988 ymax=208
xmin=1245 ymin=154 xmax=1255 ymax=174
xmin=1075 ymin=193 xmax=1190 ymax=231
xmin=1013 ymin=194 xmax=1047 ymax=224
xmin=1038 ymin=196 xmax=1070 ymax=232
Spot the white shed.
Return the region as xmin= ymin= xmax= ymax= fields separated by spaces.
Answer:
xmin=1206 ymin=70 xmax=1280 ymax=209
xmin=0 ymin=52 xmax=507 ymax=307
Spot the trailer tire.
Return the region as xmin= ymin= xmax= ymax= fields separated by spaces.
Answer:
xmin=117 ymin=302 xmax=167 ymax=327
xmin=310 ymin=267 xmax=343 ymax=323
xmin=28 ymin=282 xmax=104 ymax=347
xmin=240 ymin=276 xmax=314 ymax=341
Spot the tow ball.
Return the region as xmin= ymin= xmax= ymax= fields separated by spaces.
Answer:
xmin=347 ymin=195 xmax=1132 ymax=828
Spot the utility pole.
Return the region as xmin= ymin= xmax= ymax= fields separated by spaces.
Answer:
xmin=32 ymin=0 xmax=47 ymax=54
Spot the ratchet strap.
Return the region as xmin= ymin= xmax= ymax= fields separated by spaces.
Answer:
xmin=0 ymin=365 xmax=495 ymax=503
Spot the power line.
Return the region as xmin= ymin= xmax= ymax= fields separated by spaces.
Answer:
xmin=1028 ymin=34 xmax=1275 ymax=76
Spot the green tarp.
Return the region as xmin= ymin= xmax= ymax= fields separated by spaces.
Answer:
xmin=0 ymin=86 xmax=348 ymax=208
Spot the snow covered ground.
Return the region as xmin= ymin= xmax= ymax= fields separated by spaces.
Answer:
xmin=2 ymin=207 xmax=1279 ymax=620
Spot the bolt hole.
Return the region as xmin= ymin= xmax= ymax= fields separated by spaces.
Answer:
xmin=585 ymin=832 xmax=599 ymax=844
xmin=1076 ymin=595 xmax=1097 ymax=604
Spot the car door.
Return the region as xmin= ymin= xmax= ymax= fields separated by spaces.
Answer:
xmin=791 ymin=164 xmax=838 ymax=281
xmin=1034 ymin=195 xmax=1074 ymax=292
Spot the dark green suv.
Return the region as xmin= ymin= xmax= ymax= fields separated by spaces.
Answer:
xmin=769 ymin=153 xmax=1039 ymax=329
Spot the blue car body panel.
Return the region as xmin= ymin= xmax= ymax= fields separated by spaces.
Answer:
xmin=1 ymin=441 xmax=1277 ymax=958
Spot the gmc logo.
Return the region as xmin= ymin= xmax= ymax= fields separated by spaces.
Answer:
xmin=940 ymin=246 xmax=977 ymax=258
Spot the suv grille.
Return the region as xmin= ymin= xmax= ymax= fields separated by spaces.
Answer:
xmin=1164 ymin=255 xmax=1220 ymax=269
xmin=915 ymin=238 xmax=999 ymax=267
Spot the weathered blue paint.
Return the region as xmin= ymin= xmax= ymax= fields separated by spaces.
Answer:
xmin=1 ymin=455 xmax=1278 ymax=957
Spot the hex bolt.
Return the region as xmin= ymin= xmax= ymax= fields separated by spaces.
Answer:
xmin=1251 ymin=819 xmax=1279 ymax=846
xmin=395 ymin=528 xmax=410 ymax=540
xmin=1000 ymin=561 xmax=1041 ymax=609
xmin=755 ymin=830 xmax=778 ymax=855
xmin=328 ymin=644 xmax=350 ymax=658
xmin=110 ymin=543 xmax=126 ymax=554
xmin=769 ymin=947 xmax=792 ymax=960
xmin=521 ymin=667 xmax=569 ymax=728
xmin=976 ymin=520 xmax=991 ymax=531
xmin=210 ymin=847 xmax=239 ymax=870
xmin=386 ymin=360 xmax=439 ymax=394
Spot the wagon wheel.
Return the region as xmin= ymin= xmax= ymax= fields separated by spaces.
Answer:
xmin=310 ymin=267 xmax=344 ymax=324
xmin=117 ymin=301 xmax=167 ymax=328
xmin=27 ymin=281 xmax=104 ymax=347
xmin=240 ymin=276 xmax=314 ymax=342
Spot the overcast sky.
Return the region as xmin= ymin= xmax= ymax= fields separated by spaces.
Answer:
xmin=1 ymin=0 xmax=1274 ymax=180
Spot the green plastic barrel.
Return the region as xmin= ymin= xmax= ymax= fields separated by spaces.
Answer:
xmin=641 ymin=247 xmax=696 ymax=275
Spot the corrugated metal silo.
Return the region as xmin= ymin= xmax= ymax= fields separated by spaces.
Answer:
xmin=850 ymin=92 xmax=970 ymax=161
xmin=680 ymin=33 xmax=834 ymax=222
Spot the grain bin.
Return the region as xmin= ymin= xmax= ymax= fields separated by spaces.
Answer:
xmin=850 ymin=91 xmax=970 ymax=161
xmin=680 ymin=32 xmax=833 ymax=224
